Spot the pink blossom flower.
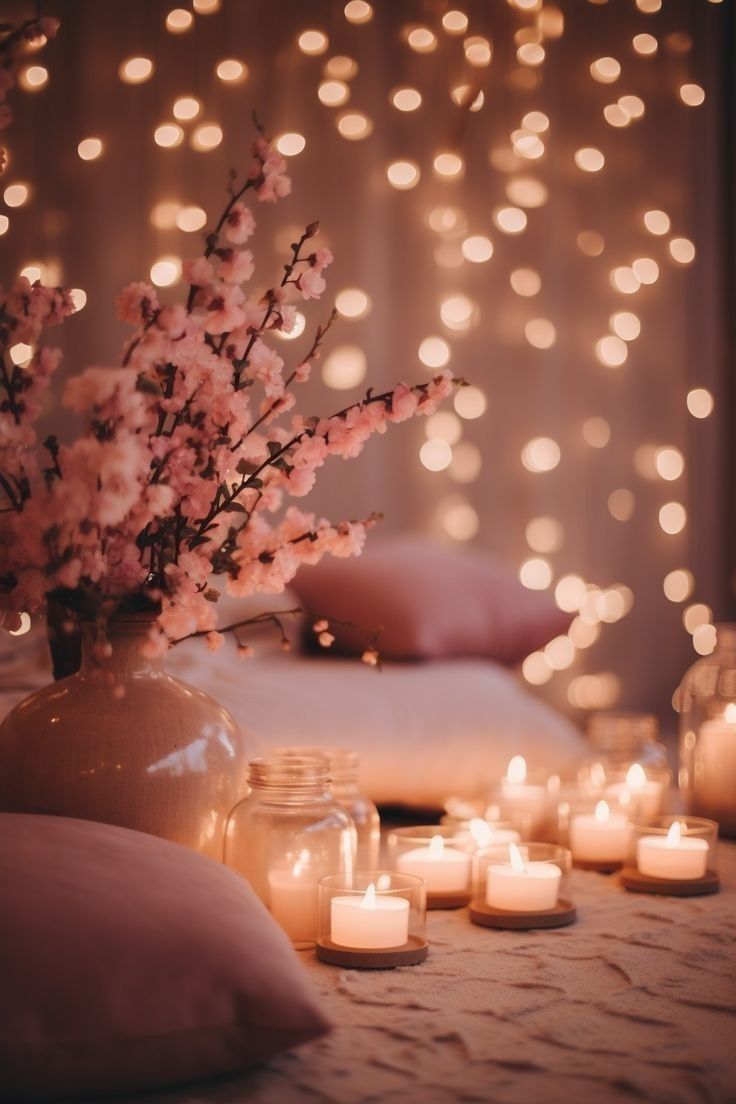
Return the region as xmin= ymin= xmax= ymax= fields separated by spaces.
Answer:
xmin=156 ymin=305 xmax=188 ymax=339
xmin=204 ymin=284 xmax=246 ymax=334
xmin=224 ymin=202 xmax=256 ymax=245
xmin=183 ymin=257 xmax=215 ymax=288
xmin=388 ymin=383 xmax=419 ymax=423
xmin=298 ymin=267 xmax=326 ymax=300
xmin=294 ymin=362 xmax=310 ymax=383
xmin=116 ymin=282 xmax=159 ymax=324
xmin=218 ymin=249 xmax=254 ymax=284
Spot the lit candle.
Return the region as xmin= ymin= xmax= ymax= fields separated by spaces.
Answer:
xmin=331 ymin=882 xmax=410 ymax=949
xmin=695 ymin=704 xmax=736 ymax=819
xmin=500 ymin=755 xmax=548 ymax=833
xmin=569 ymin=800 xmax=630 ymax=863
xmin=637 ymin=821 xmax=709 ymax=881
xmin=268 ymin=850 xmax=319 ymax=944
xmin=463 ymin=818 xmax=521 ymax=848
xmin=605 ymin=763 xmax=663 ymax=821
xmin=486 ymin=843 xmax=561 ymax=912
xmin=396 ymin=834 xmax=471 ymax=893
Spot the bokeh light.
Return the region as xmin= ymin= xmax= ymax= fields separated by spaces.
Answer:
xmin=420 ymin=438 xmax=452 ymax=471
xmin=522 ymin=437 xmax=561 ymax=472
xmin=454 ymin=386 xmax=486 ymax=420
xmin=608 ymin=489 xmax=635 ymax=521
xmin=322 ymin=345 xmax=367 ymax=389
xmin=686 ymin=388 xmax=714 ymax=418
xmin=461 ymin=235 xmax=493 ymax=263
xmin=418 ymin=336 xmax=450 ymax=368
xmin=659 ymin=502 xmax=687 ymax=535
xmin=150 ymin=256 xmax=182 ymax=287
xmin=120 ymin=57 xmax=154 ymax=83
xmin=663 ymin=569 xmax=693 ymax=603
xmin=335 ymin=288 xmax=371 ymax=319
xmin=77 ymin=138 xmax=103 ymax=161
xmin=387 ymin=160 xmax=420 ymax=189
xmin=216 ymin=59 xmax=247 ymax=82
xmin=299 ymin=30 xmax=329 ymax=55
xmin=525 ymin=318 xmax=556 ymax=349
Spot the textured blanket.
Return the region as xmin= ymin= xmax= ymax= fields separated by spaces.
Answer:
xmin=121 ymin=845 xmax=736 ymax=1104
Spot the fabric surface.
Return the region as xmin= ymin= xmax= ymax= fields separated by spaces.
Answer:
xmin=0 ymin=636 xmax=585 ymax=809
xmin=113 ymin=843 xmax=736 ymax=1104
xmin=291 ymin=536 xmax=574 ymax=665
xmin=0 ymin=814 xmax=331 ymax=1102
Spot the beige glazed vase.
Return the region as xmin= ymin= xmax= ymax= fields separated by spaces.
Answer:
xmin=0 ymin=614 xmax=247 ymax=861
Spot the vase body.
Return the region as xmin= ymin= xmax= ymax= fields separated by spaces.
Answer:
xmin=0 ymin=615 xmax=247 ymax=861
xmin=678 ymin=624 xmax=736 ymax=837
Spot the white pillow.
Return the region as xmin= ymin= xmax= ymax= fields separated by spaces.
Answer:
xmin=167 ymin=645 xmax=586 ymax=808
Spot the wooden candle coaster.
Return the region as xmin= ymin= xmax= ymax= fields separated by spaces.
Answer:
xmin=426 ymin=890 xmax=472 ymax=910
xmin=620 ymin=867 xmax=720 ymax=898
xmin=315 ymin=935 xmax=429 ymax=969
xmin=574 ymin=858 xmax=623 ymax=874
xmin=469 ymin=897 xmax=577 ymax=930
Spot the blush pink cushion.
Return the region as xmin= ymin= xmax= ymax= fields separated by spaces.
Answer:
xmin=0 ymin=814 xmax=331 ymax=1102
xmin=292 ymin=536 xmax=573 ymax=665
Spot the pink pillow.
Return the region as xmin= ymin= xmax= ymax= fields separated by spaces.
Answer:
xmin=291 ymin=536 xmax=572 ymax=665
xmin=0 ymin=814 xmax=331 ymax=1102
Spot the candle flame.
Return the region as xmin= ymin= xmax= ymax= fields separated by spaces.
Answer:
xmin=725 ymin=703 xmax=736 ymax=724
xmin=547 ymin=774 xmax=561 ymax=794
xmin=626 ymin=763 xmax=646 ymax=788
xmin=590 ymin=761 xmax=607 ymax=788
xmin=507 ymin=755 xmax=527 ymax=784
xmin=428 ymin=834 xmax=445 ymax=858
xmin=595 ymin=800 xmax=610 ymax=823
xmin=376 ymin=873 xmax=392 ymax=891
xmin=360 ymin=883 xmax=377 ymax=910
xmin=469 ymin=817 xmax=493 ymax=845
xmin=509 ymin=842 xmax=526 ymax=874
xmin=665 ymin=821 xmax=681 ymax=847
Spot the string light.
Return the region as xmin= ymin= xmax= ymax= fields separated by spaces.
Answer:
xmin=442 ymin=10 xmax=469 ymax=34
xmin=590 ymin=57 xmax=620 ymax=83
xmin=173 ymin=97 xmax=201 ymax=121
xmin=154 ymin=124 xmax=184 ymax=149
xmin=150 ymin=256 xmax=182 ymax=287
xmin=522 ymin=437 xmax=560 ymax=473
xmin=618 ymin=94 xmax=645 ymax=118
xmin=216 ymin=59 xmax=247 ymax=82
xmin=461 ymin=236 xmax=493 ymax=263
xmin=669 ymin=238 xmax=696 ymax=264
xmin=683 ymin=603 xmax=711 ymax=634
xmin=464 ymin=36 xmax=492 ymax=66
xmin=428 ymin=206 xmax=465 ymax=234
xmin=322 ymin=345 xmax=367 ymax=389
xmin=494 ymin=207 xmax=527 ymax=233
xmin=636 ymin=0 xmax=662 ymax=11
xmin=525 ymin=319 xmax=556 ymax=349
xmin=120 ymin=57 xmax=153 ymax=83
xmin=440 ymin=295 xmax=475 ymax=331
xmin=611 ymin=267 xmax=641 ymax=294
xmin=407 ymin=27 xmax=437 ymax=53
xmin=520 ymin=558 xmax=553 ymax=590
xmin=454 ymin=386 xmax=486 ymax=420
xmin=659 ymin=502 xmax=687 ymax=535
xmin=3 ymin=183 xmax=29 ymax=207
xmin=275 ymin=133 xmax=306 ymax=156
xmin=517 ymin=43 xmax=545 ymax=66
xmin=537 ymin=6 xmax=564 ymax=37
xmin=522 ymin=111 xmax=549 ymax=133
xmin=191 ymin=124 xmax=223 ymax=151
xmin=655 ymin=447 xmax=684 ymax=481
xmin=663 ymin=569 xmax=694 ymax=603
xmin=77 ymin=137 xmax=103 ymax=161
xmin=643 ymin=209 xmax=670 ymax=235
xmin=522 ymin=652 xmax=554 ymax=686
xmin=344 ymin=1 xmax=373 ymax=24
xmin=391 ymin=87 xmax=422 ymax=112
xmin=299 ymin=30 xmax=329 ymax=54
xmin=632 ymin=257 xmax=659 ymax=284
xmin=510 ymin=268 xmax=541 ymax=296
xmin=595 ymin=335 xmax=628 ymax=367
xmin=335 ymin=288 xmax=371 ymax=319
xmin=387 ymin=160 xmax=420 ymax=189
xmin=418 ymin=336 xmax=450 ymax=368
xmin=610 ymin=311 xmax=640 ymax=341
xmin=693 ymin=624 xmax=717 ymax=656
xmin=337 ymin=112 xmax=372 ymax=140
xmin=434 ymin=152 xmax=464 ymax=178
xmin=574 ymin=147 xmax=605 ymax=172
xmin=420 ymin=438 xmax=452 ymax=471
xmin=166 ymin=9 xmax=194 ymax=33
xmin=686 ymin=388 xmax=713 ymax=419
xmin=176 ymin=206 xmax=207 ymax=232
xmin=633 ymin=33 xmax=658 ymax=55
xmin=513 ymin=134 xmax=545 ymax=160
xmin=679 ymin=84 xmax=705 ymax=107
xmin=19 ymin=65 xmax=48 ymax=90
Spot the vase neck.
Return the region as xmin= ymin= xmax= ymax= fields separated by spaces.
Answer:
xmin=80 ymin=617 xmax=163 ymax=676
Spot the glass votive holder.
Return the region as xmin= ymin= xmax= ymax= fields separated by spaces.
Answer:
xmin=469 ymin=843 xmax=575 ymax=930
xmin=564 ymin=797 xmax=634 ymax=872
xmin=490 ymin=756 xmax=550 ymax=839
xmin=620 ymin=816 xmax=720 ymax=897
xmin=315 ymin=871 xmax=428 ymax=968
xmin=439 ymin=815 xmax=522 ymax=849
xmin=387 ymin=825 xmax=472 ymax=908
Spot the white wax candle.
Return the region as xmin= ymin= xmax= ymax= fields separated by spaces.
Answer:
xmin=268 ymin=853 xmax=319 ymax=945
xmin=569 ymin=801 xmax=630 ymax=862
xmin=604 ymin=763 xmax=663 ymax=822
xmin=696 ymin=710 xmax=736 ymax=815
xmin=501 ymin=756 xmax=548 ymax=831
xmin=396 ymin=834 xmax=471 ymax=893
xmin=331 ymin=884 xmax=410 ymax=949
xmin=637 ymin=822 xmax=709 ymax=880
xmin=485 ymin=844 xmax=561 ymax=912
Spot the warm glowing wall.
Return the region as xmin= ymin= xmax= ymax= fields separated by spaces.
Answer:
xmin=2 ymin=0 xmax=731 ymax=724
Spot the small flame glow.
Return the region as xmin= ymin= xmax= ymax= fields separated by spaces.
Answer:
xmin=595 ymin=800 xmax=610 ymax=823
xmin=665 ymin=822 xmax=682 ymax=847
xmin=547 ymin=774 xmax=561 ymax=794
xmin=590 ymin=762 xmax=607 ymax=788
xmin=360 ymin=883 xmax=377 ymax=909
xmin=428 ymin=834 xmax=445 ymax=859
xmin=292 ymin=848 xmax=310 ymax=877
xmin=626 ymin=763 xmax=647 ymax=788
xmin=507 ymin=755 xmax=527 ymax=784
xmin=469 ymin=818 xmax=493 ymax=846
xmin=376 ymin=873 xmax=392 ymax=891
xmin=725 ymin=703 xmax=736 ymax=724
xmin=509 ymin=842 xmax=526 ymax=874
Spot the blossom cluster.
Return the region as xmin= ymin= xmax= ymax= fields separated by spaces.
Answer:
xmin=0 ymin=134 xmax=456 ymax=657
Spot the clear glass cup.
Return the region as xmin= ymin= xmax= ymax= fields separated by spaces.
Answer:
xmin=317 ymin=871 xmax=427 ymax=962
xmin=628 ymin=815 xmax=718 ymax=878
xmin=387 ymin=825 xmax=472 ymax=902
xmin=472 ymin=843 xmax=572 ymax=912
xmin=578 ymin=711 xmax=671 ymax=819
xmin=678 ymin=624 xmax=736 ymax=836
xmin=224 ymin=755 xmax=356 ymax=948
xmin=274 ymin=746 xmax=380 ymax=868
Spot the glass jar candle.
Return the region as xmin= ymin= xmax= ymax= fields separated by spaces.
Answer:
xmin=578 ymin=711 xmax=671 ymax=819
xmin=275 ymin=746 xmax=380 ymax=869
xmin=224 ymin=756 xmax=356 ymax=947
xmin=678 ymin=624 xmax=736 ymax=836
xmin=316 ymin=872 xmax=428 ymax=968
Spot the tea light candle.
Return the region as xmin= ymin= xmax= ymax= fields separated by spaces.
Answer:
xmin=696 ymin=705 xmax=736 ymax=815
xmin=486 ymin=843 xmax=561 ymax=912
xmin=637 ymin=821 xmax=709 ymax=881
xmin=331 ymin=883 xmax=410 ymax=949
xmin=463 ymin=818 xmax=521 ymax=848
xmin=569 ymin=800 xmax=630 ymax=863
xmin=396 ymin=834 xmax=471 ymax=893
xmin=268 ymin=850 xmax=319 ymax=944
xmin=605 ymin=763 xmax=663 ymax=822
xmin=501 ymin=756 xmax=548 ymax=831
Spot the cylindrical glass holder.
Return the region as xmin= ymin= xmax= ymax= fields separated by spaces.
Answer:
xmin=387 ymin=825 xmax=473 ymax=908
xmin=564 ymin=797 xmax=633 ymax=871
xmin=578 ymin=711 xmax=671 ymax=821
xmin=620 ymin=816 xmax=720 ymax=897
xmin=470 ymin=843 xmax=575 ymax=929
xmin=316 ymin=872 xmax=427 ymax=968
